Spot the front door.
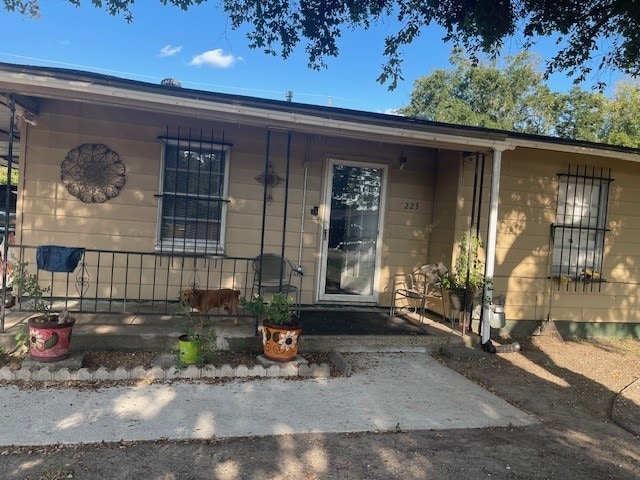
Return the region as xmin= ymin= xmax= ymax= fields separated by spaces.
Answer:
xmin=318 ymin=159 xmax=387 ymax=303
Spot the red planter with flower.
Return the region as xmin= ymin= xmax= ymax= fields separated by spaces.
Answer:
xmin=28 ymin=314 xmax=75 ymax=362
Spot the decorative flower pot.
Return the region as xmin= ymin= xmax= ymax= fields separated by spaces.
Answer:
xmin=178 ymin=334 xmax=200 ymax=365
xmin=260 ymin=322 xmax=302 ymax=362
xmin=28 ymin=316 xmax=75 ymax=362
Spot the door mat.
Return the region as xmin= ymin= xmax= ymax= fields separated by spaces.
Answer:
xmin=298 ymin=310 xmax=428 ymax=336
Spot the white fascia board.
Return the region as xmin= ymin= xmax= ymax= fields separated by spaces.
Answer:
xmin=0 ymin=71 xmax=507 ymax=151
xmin=506 ymin=137 xmax=640 ymax=163
xmin=4 ymin=70 xmax=640 ymax=161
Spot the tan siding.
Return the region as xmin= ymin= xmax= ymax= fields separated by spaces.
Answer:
xmin=21 ymin=98 xmax=640 ymax=327
xmin=492 ymin=148 xmax=640 ymax=324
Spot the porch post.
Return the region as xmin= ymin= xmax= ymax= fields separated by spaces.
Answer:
xmin=1 ymin=94 xmax=16 ymax=332
xmin=481 ymin=147 xmax=504 ymax=344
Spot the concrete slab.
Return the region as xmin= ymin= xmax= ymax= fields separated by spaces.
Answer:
xmin=21 ymin=352 xmax=84 ymax=370
xmin=0 ymin=352 xmax=536 ymax=447
xmin=256 ymin=354 xmax=308 ymax=367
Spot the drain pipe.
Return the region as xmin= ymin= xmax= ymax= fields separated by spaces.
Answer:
xmin=481 ymin=147 xmax=505 ymax=347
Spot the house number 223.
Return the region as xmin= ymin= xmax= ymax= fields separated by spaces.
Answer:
xmin=404 ymin=202 xmax=419 ymax=210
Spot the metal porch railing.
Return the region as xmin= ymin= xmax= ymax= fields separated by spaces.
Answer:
xmin=2 ymin=245 xmax=256 ymax=319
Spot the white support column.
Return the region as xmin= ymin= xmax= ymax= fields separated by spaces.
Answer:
xmin=481 ymin=148 xmax=504 ymax=344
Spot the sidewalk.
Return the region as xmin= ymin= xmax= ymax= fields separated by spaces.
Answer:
xmin=0 ymin=352 xmax=535 ymax=447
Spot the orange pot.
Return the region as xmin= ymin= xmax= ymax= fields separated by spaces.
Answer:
xmin=260 ymin=322 xmax=302 ymax=362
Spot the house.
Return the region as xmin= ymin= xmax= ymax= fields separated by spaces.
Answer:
xmin=1 ymin=61 xmax=639 ymax=339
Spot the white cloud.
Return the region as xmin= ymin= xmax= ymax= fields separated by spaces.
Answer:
xmin=159 ymin=45 xmax=182 ymax=57
xmin=188 ymin=49 xmax=241 ymax=68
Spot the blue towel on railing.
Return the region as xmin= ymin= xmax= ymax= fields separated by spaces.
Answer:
xmin=36 ymin=245 xmax=85 ymax=273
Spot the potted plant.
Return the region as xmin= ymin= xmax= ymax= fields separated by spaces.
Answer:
xmin=438 ymin=232 xmax=488 ymax=316
xmin=13 ymin=260 xmax=75 ymax=362
xmin=175 ymin=294 xmax=217 ymax=367
xmin=241 ymin=292 xmax=301 ymax=362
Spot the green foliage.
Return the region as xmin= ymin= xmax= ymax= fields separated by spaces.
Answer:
xmin=599 ymin=82 xmax=640 ymax=148
xmin=13 ymin=325 xmax=29 ymax=356
xmin=12 ymin=260 xmax=52 ymax=319
xmin=175 ymin=293 xmax=217 ymax=367
xmin=5 ymin=1 xmax=640 ymax=90
xmin=241 ymin=292 xmax=295 ymax=326
xmin=0 ymin=166 xmax=19 ymax=186
xmin=439 ymin=232 xmax=486 ymax=293
xmin=399 ymin=50 xmax=555 ymax=134
xmin=400 ymin=50 xmax=640 ymax=148
xmin=554 ymin=87 xmax=608 ymax=143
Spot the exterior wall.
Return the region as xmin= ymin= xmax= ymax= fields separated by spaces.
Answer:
xmin=16 ymin=99 xmax=441 ymax=307
xmin=15 ymin=96 xmax=640 ymax=331
xmin=381 ymin=147 xmax=438 ymax=306
xmin=497 ymin=148 xmax=640 ymax=326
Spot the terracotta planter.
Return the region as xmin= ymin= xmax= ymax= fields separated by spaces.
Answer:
xmin=260 ymin=321 xmax=302 ymax=362
xmin=28 ymin=316 xmax=75 ymax=362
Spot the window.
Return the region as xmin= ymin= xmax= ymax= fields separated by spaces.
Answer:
xmin=551 ymin=165 xmax=612 ymax=285
xmin=157 ymin=138 xmax=230 ymax=253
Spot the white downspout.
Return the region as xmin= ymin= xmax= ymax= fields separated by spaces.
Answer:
xmin=481 ymin=147 xmax=505 ymax=344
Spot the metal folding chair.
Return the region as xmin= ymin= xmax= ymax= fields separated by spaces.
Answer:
xmin=252 ymin=253 xmax=302 ymax=317
xmin=390 ymin=262 xmax=447 ymax=321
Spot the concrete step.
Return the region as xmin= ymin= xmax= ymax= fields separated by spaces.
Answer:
xmin=0 ymin=312 xmax=468 ymax=354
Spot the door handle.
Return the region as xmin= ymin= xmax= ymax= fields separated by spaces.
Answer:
xmin=323 ymin=228 xmax=328 ymax=241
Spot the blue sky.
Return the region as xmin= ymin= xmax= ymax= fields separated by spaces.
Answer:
xmin=0 ymin=2 xmax=626 ymax=113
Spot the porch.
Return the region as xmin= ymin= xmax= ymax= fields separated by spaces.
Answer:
xmin=0 ymin=306 xmax=472 ymax=354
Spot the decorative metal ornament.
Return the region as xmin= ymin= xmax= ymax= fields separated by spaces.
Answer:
xmin=61 ymin=143 xmax=126 ymax=203
xmin=255 ymin=161 xmax=284 ymax=204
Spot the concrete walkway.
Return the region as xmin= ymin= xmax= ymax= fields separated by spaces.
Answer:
xmin=0 ymin=352 xmax=535 ymax=447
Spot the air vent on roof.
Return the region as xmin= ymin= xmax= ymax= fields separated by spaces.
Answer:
xmin=161 ymin=78 xmax=182 ymax=88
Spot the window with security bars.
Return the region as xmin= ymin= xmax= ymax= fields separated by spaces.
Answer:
xmin=551 ymin=165 xmax=612 ymax=286
xmin=157 ymin=138 xmax=230 ymax=253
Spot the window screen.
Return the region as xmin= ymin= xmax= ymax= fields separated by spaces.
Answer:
xmin=158 ymin=139 xmax=229 ymax=253
xmin=552 ymin=165 xmax=611 ymax=286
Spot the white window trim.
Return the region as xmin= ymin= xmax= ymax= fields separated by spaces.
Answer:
xmin=155 ymin=139 xmax=230 ymax=254
xmin=552 ymin=175 xmax=609 ymax=280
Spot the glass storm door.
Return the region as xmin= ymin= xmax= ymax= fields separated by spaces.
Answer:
xmin=318 ymin=159 xmax=386 ymax=303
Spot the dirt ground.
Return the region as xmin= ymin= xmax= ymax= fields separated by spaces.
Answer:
xmin=1 ymin=334 xmax=639 ymax=480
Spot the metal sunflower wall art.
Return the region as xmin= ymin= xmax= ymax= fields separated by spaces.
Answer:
xmin=61 ymin=143 xmax=126 ymax=203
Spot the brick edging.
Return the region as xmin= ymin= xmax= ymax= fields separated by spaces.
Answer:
xmin=0 ymin=362 xmax=332 ymax=382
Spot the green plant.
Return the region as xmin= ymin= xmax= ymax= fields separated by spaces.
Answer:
xmin=12 ymin=260 xmax=54 ymax=320
xmin=175 ymin=294 xmax=217 ymax=367
xmin=240 ymin=292 xmax=295 ymax=326
xmin=13 ymin=325 xmax=29 ymax=356
xmin=438 ymin=231 xmax=487 ymax=293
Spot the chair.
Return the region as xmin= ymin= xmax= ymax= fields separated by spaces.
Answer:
xmin=390 ymin=262 xmax=447 ymax=322
xmin=252 ymin=253 xmax=302 ymax=317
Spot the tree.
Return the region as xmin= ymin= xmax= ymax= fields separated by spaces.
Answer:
xmin=554 ymin=87 xmax=607 ymax=143
xmin=3 ymin=1 xmax=640 ymax=90
xmin=398 ymin=51 xmax=559 ymax=135
xmin=398 ymin=50 xmax=640 ymax=149
xmin=600 ymin=82 xmax=640 ymax=148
